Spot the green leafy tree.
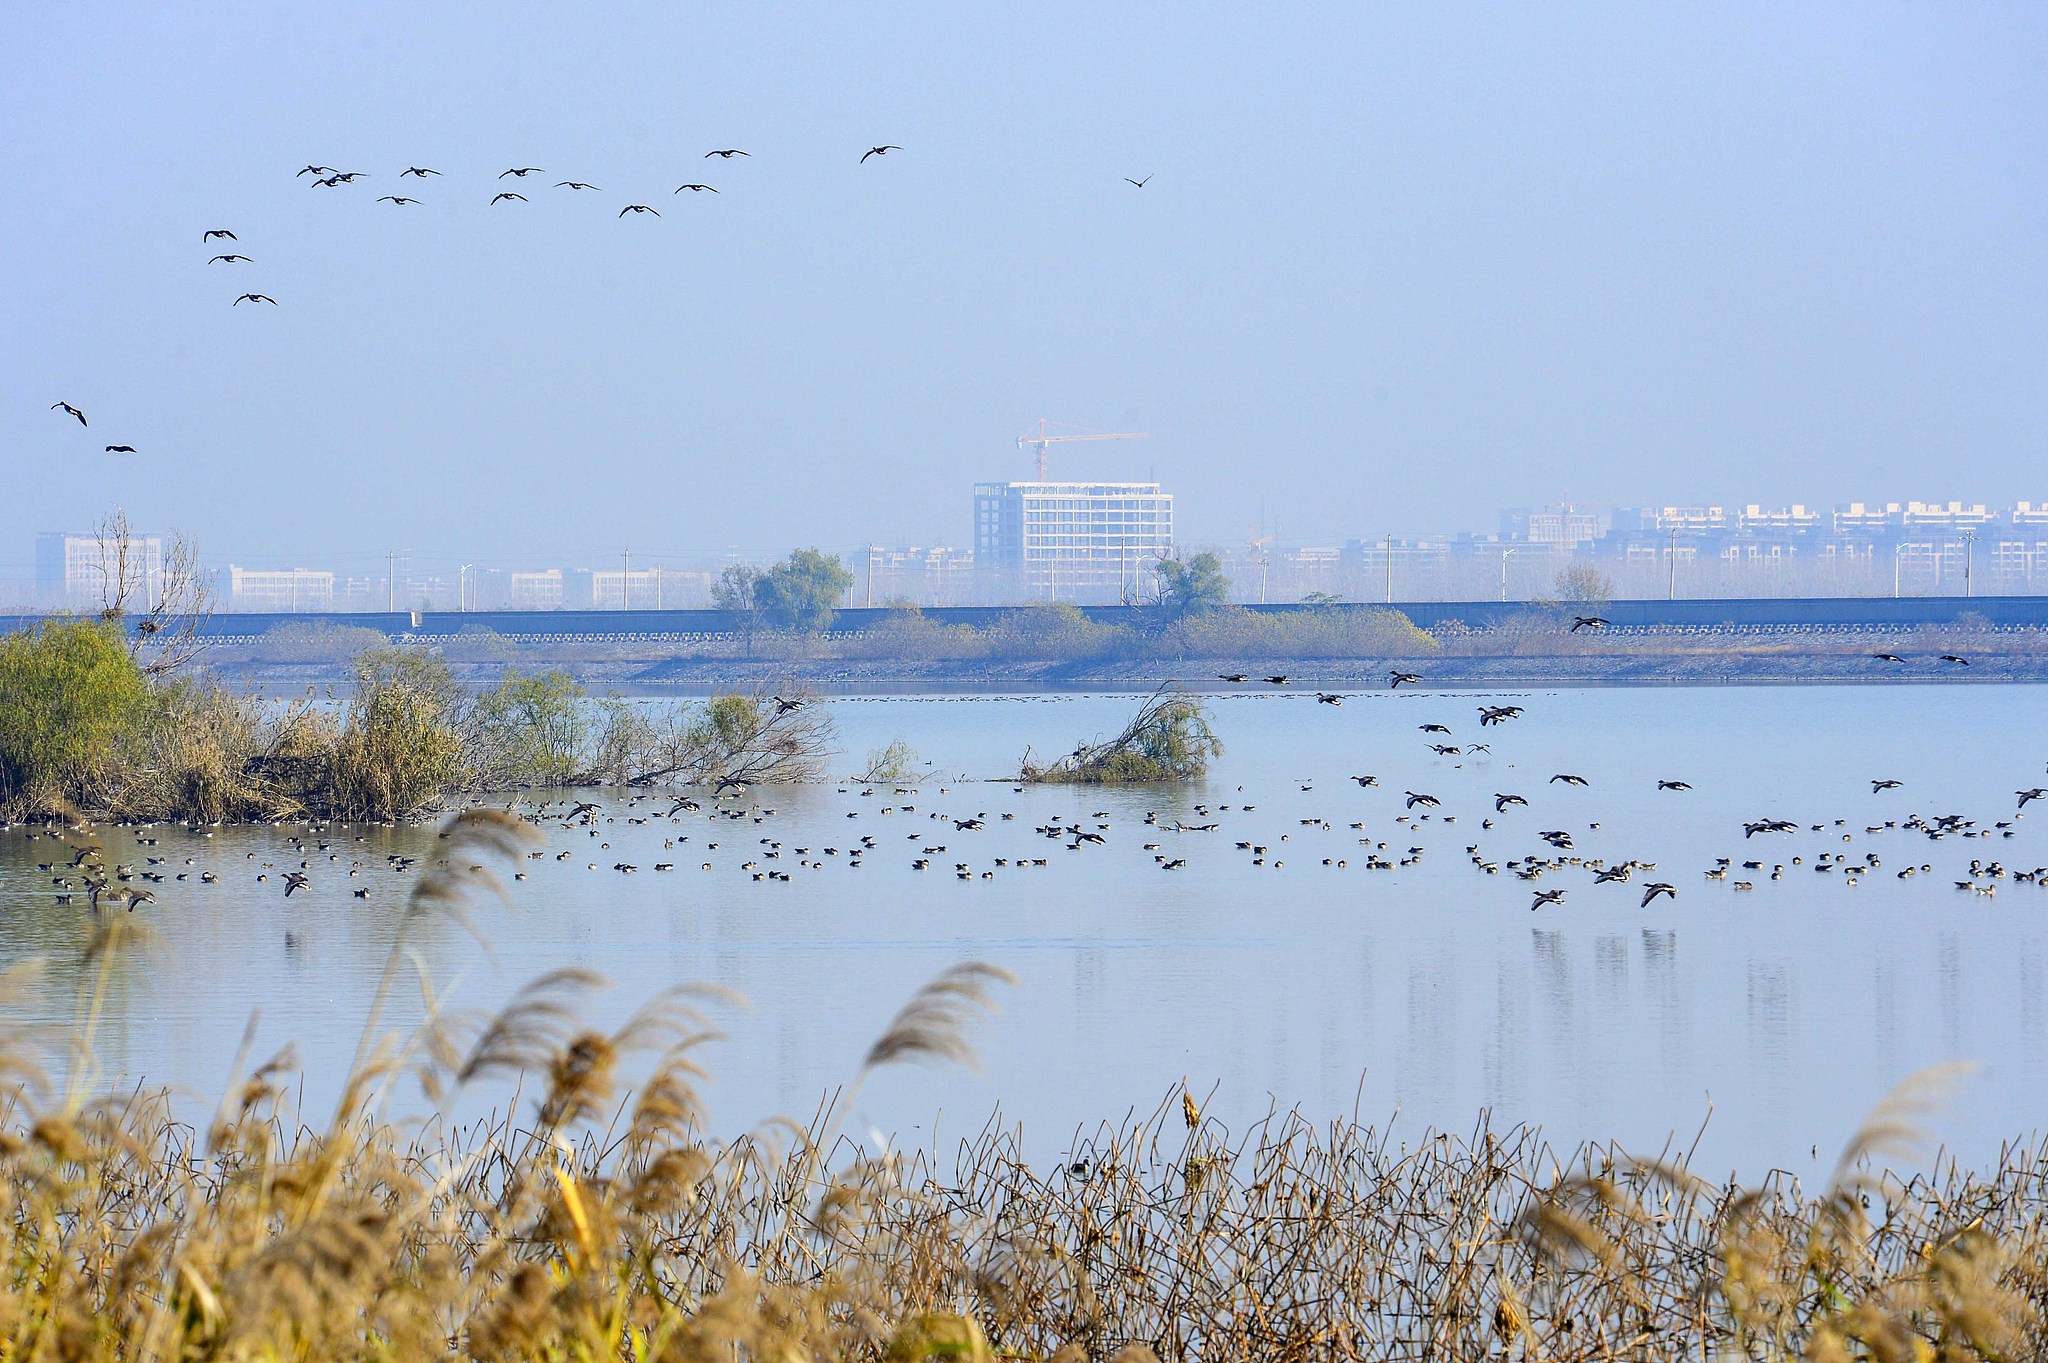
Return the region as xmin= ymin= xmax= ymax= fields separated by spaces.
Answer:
xmin=755 ymin=549 xmax=854 ymax=633
xmin=331 ymin=647 xmax=468 ymax=819
xmin=470 ymin=669 xmax=590 ymax=784
xmin=712 ymin=563 xmax=763 ymax=655
xmin=1155 ymin=552 xmax=1231 ymax=620
xmin=0 ymin=619 xmax=151 ymax=811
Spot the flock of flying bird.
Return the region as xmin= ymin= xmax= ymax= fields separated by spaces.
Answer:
xmin=4 ymin=687 xmax=2043 ymax=927
xmin=42 ymin=146 xmax=1163 ymax=459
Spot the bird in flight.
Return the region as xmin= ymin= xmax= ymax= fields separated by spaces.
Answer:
xmin=1550 ymin=773 xmax=1589 ymax=786
xmin=283 ymin=870 xmax=311 ymax=897
xmin=207 ymin=254 xmax=254 ymax=263
xmin=401 ymin=166 xmax=441 ymax=177
xmin=1640 ymin=882 xmax=1678 ymax=907
xmin=1494 ymin=793 xmax=1528 ymax=812
xmin=490 ymin=192 xmax=528 ymax=204
xmin=1939 ymin=654 xmax=1970 ymax=666
xmin=1657 ymin=780 xmax=1692 ymax=791
xmin=50 ymin=402 xmax=87 ymax=427
xmin=673 ymin=183 xmax=718 ymax=193
xmin=1530 ymin=889 xmax=1566 ymax=911
xmin=499 ymin=167 xmax=543 ymax=178
xmin=1351 ymin=775 xmax=1378 ymax=787
xmin=618 ymin=204 xmax=659 ymax=217
xmin=1125 ymin=175 xmax=1153 ymax=188
xmin=1571 ymin=616 xmax=1610 ymax=632
xmin=103 ymin=444 xmax=136 ymax=453
xmin=202 ymin=229 xmax=237 ymax=242
xmin=556 ymin=181 xmax=600 ymax=190
xmin=1315 ymin=692 xmax=1343 ymax=705
xmin=860 ymin=145 xmax=901 ymax=162
xmin=1871 ymin=652 xmax=1906 ymax=663
xmin=295 ymin=165 xmax=335 ymax=178
xmin=1389 ymin=671 xmax=1421 ymax=688
xmin=2019 ymin=788 xmax=2047 ymax=810
xmin=1871 ymin=779 xmax=1903 ymax=792
xmin=705 ymin=148 xmax=749 ymax=158
xmin=1262 ymin=675 xmax=1289 ymax=685
xmin=233 ymin=294 xmax=277 ymax=305
xmin=1404 ymin=792 xmax=1440 ymax=809
xmin=328 ymin=171 xmax=368 ymax=183
xmin=1419 ymin=723 xmax=1451 ymax=734
xmin=376 ymin=196 xmax=419 ymax=205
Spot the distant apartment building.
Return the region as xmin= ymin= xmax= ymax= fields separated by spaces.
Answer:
xmin=1499 ymin=504 xmax=1604 ymax=546
xmin=227 ymin=566 xmax=335 ymax=611
xmin=507 ymin=569 xmax=565 ymax=609
xmin=863 ymin=546 xmax=975 ymax=607
xmin=580 ymin=568 xmax=709 ymax=609
xmin=973 ymin=481 xmax=1173 ymax=604
xmin=34 ymin=531 xmax=163 ymax=608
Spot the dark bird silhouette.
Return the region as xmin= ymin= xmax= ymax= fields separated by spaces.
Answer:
xmin=233 ymin=294 xmax=277 ymax=305
xmin=1262 ymin=675 xmax=1289 ymax=685
xmin=618 ymin=204 xmax=659 ymax=217
xmin=376 ymin=196 xmax=419 ymax=205
xmin=490 ymin=192 xmax=528 ymax=204
xmin=673 ymin=183 xmax=718 ymax=193
xmin=1351 ymin=775 xmax=1378 ymax=787
xmin=1871 ymin=779 xmax=1903 ymax=792
xmin=556 ymin=181 xmax=600 ymax=190
xmin=1640 ymin=882 xmax=1678 ymax=906
xmin=1571 ymin=616 xmax=1610 ymax=632
xmin=1405 ymin=792 xmax=1440 ymax=809
xmin=1531 ymin=889 xmax=1566 ymax=911
xmin=705 ymin=149 xmax=750 ymax=158
xmin=1419 ymin=723 xmax=1452 ymax=734
xmin=50 ymin=402 xmax=86 ymax=427
xmin=1550 ymin=773 xmax=1589 ymax=786
xmin=1657 ymin=780 xmax=1693 ymax=791
xmin=1494 ymin=793 xmax=1528 ymax=812
xmin=1389 ymin=671 xmax=1421 ymax=688
xmin=333 ymin=171 xmax=368 ymax=182
xmin=860 ymin=145 xmax=901 ymax=162
xmin=499 ymin=167 xmax=543 ymax=178
xmin=207 ymin=254 xmax=253 ymax=263
xmin=103 ymin=445 xmax=136 ymax=453
xmin=1315 ymin=693 xmax=1343 ymax=705
xmin=1217 ymin=673 xmax=1248 ymax=683
xmin=1939 ymin=654 xmax=1970 ymax=666
xmin=2019 ymin=789 xmax=2047 ymax=811
xmin=1429 ymin=743 xmax=1461 ymax=756
xmin=1872 ymin=653 xmax=1906 ymax=663
xmin=282 ymin=870 xmax=310 ymax=897
xmin=1125 ymin=175 xmax=1153 ymax=188
xmin=1478 ymin=705 xmax=1523 ymax=726
xmin=401 ymin=167 xmax=441 ymax=177
xmin=311 ymin=175 xmax=343 ymax=187
xmin=295 ymin=165 xmax=335 ymax=177
xmin=772 ymin=695 xmax=806 ymax=714
xmin=201 ymin=229 xmax=237 ymax=242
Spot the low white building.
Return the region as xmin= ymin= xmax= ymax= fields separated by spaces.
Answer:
xmin=228 ymin=566 xmax=335 ymax=611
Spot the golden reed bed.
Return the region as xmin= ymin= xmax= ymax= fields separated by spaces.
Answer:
xmin=0 ymin=810 xmax=2039 ymax=1361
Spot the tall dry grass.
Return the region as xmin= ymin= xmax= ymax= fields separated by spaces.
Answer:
xmin=0 ymin=810 xmax=2042 ymax=1361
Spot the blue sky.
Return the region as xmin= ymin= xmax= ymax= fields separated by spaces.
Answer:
xmin=5 ymin=3 xmax=2045 ymax=568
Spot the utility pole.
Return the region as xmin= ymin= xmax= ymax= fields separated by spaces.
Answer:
xmin=458 ymin=564 xmax=471 ymax=612
xmin=621 ymin=550 xmax=630 ymax=610
xmin=1384 ymin=532 xmax=1394 ymax=604
xmin=1667 ymin=529 xmax=1680 ymax=601
xmin=387 ymin=551 xmax=395 ymax=611
xmin=1963 ymin=529 xmax=1976 ymax=598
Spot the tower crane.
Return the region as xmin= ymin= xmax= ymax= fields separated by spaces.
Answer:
xmin=1014 ymin=418 xmax=1146 ymax=482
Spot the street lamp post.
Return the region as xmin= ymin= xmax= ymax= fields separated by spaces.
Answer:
xmin=1498 ymin=545 xmax=1513 ymax=603
xmin=1963 ymin=529 xmax=1976 ymax=598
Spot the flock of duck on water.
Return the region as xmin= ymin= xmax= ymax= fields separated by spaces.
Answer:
xmin=4 ymin=680 xmax=2043 ymax=920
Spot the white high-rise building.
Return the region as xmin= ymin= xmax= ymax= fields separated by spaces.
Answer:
xmin=227 ymin=567 xmax=335 ymax=610
xmin=973 ymin=481 xmax=1174 ymax=603
xmin=34 ymin=531 xmax=164 ymax=608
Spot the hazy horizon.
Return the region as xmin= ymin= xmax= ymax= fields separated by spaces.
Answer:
xmin=7 ymin=4 xmax=2046 ymax=570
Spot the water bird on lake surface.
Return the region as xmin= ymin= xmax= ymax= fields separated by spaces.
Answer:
xmin=1315 ymin=693 xmax=1343 ymax=705
xmin=1262 ymin=676 xmax=1289 ymax=685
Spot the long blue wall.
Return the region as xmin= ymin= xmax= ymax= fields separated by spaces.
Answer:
xmin=4 ymin=595 xmax=2044 ymax=641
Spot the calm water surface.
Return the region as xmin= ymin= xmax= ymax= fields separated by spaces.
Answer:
xmin=2 ymin=684 xmax=2044 ymax=1178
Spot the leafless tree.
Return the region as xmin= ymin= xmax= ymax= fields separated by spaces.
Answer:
xmin=93 ymin=508 xmax=215 ymax=676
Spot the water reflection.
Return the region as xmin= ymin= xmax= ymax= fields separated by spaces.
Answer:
xmin=0 ymin=684 xmax=2043 ymax=1175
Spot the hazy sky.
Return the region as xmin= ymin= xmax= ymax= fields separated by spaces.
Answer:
xmin=5 ymin=3 xmax=2046 ymax=572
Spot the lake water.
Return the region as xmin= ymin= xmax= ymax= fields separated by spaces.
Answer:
xmin=2 ymin=683 xmax=2044 ymax=1180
